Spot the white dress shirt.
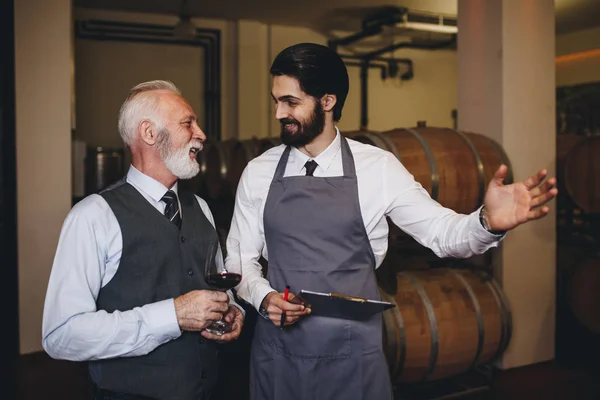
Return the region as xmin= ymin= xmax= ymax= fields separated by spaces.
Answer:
xmin=229 ymin=128 xmax=504 ymax=311
xmin=42 ymin=165 xmax=241 ymax=362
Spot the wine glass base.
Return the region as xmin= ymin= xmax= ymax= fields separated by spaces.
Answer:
xmin=204 ymin=320 xmax=232 ymax=336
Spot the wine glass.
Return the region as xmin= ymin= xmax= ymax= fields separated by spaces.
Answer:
xmin=203 ymin=237 xmax=242 ymax=335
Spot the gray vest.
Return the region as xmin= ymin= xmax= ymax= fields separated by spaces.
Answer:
xmin=89 ymin=180 xmax=220 ymax=400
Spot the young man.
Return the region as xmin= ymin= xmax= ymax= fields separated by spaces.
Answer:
xmin=228 ymin=43 xmax=557 ymax=400
xmin=42 ymin=80 xmax=244 ymax=400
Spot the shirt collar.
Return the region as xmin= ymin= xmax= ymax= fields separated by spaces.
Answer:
xmin=126 ymin=165 xmax=178 ymax=203
xmin=289 ymin=126 xmax=342 ymax=174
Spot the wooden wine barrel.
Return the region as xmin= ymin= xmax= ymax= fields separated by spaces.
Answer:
xmin=345 ymin=130 xmax=404 ymax=162
xmin=360 ymin=126 xmax=513 ymax=214
xmin=380 ymin=268 xmax=511 ymax=383
xmin=344 ymin=129 xmax=380 ymax=138
xmin=556 ymin=133 xmax=584 ymax=209
xmin=84 ymin=146 xmax=125 ymax=195
xmin=197 ymin=137 xmax=283 ymax=200
xmin=348 ymin=129 xmax=419 ymax=244
xmin=567 ymin=254 xmax=600 ymax=334
xmin=556 ymin=230 xmax=600 ymax=366
xmin=196 ymin=140 xmax=230 ymax=200
xmin=225 ymin=137 xmax=280 ymax=190
xmin=227 ymin=139 xmax=259 ymax=189
xmin=564 ymin=135 xmax=600 ymax=214
xmin=254 ymin=137 xmax=281 ymax=155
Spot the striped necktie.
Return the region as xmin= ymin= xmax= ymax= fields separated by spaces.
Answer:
xmin=161 ymin=190 xmax=182 ymax=228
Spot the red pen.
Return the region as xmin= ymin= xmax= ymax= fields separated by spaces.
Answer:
xmin=280 ymin=285 xmax=290 ymax=329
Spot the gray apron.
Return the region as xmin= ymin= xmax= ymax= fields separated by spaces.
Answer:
xmin=249 ymin=136 xmax=393 ymax=400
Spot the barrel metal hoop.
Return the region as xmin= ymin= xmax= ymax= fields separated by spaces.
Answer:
xmin=403 ymin=271 xmax=438 ymax=382
xmin=361 ymin=133 xmax=389 ymax=152
xmin=451 ymin=269 xmax=485 ymax=370
xmin=380 ymin=289 xmax=406 ymax=381
xmin=370 ymin=132 xmax=402 ymax=162
xmin=489 ymin=278 xmax=513 ymax=356
xmin=379 ymin=291 xmax=398 ymax=375
xmin=456 ymin=131 xmax=486 ymax=206
xmin=405 ymin=128 xmax=438 ymax=201
xmin=483 ymin=278 xmax=509 ymax=363
xmin=488 ymin=138 xmax=514 ymax=185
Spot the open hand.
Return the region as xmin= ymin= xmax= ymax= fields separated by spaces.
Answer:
xmin=263 ymin=291 xmax=311 ymax=327
xmin=483 ymin=164 xmax=558 ymax=232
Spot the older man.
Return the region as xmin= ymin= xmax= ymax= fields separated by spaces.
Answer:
xmin=42 ymin=80 xmax=243 ymax=400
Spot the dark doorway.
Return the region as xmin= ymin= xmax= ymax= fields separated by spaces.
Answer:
xmin=1 ymin=0 xmax=19 ymax=398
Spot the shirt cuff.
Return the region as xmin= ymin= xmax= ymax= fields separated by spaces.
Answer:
xmin=144 ymin=299 xmax=182 ymax=342
xmin=470 ymin=206 xmax=507 ymax=243
xmin=253 ymin=284 xmax=277 ymax=317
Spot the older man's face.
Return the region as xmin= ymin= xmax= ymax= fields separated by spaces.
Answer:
xmin=156 ymin=92 xmax=206 ymax=179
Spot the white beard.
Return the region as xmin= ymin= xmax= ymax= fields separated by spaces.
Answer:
xmin=157 ymin=130 xmax=201 ymax=180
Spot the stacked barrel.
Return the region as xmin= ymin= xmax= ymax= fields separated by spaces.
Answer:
xmin=554 ymin=133 xmax=600 ymax=368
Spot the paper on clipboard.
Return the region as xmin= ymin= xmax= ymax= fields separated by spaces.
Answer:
xmin=290 ymin=289 xmax=395 ymax=321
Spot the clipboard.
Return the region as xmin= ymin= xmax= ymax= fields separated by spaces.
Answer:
xmin=290 ymin=289 xmax=395 ymax=321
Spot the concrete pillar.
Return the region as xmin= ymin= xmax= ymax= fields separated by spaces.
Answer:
xmin=457 ymin=0 xmax=557 ymax=369
xmin=15 ymin=0 xmax=73 ymax=353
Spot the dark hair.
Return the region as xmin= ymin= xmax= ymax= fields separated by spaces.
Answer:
xmin=270 ymin=43 xmax=349 ymax=122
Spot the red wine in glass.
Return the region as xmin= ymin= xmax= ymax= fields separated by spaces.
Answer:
xmin=205 ymin=272 xmax=242 ymax=291
xmin=203 ymin=238 xmax=242 ymax=336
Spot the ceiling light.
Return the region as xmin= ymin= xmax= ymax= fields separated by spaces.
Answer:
xmin=395 ymin=21 xmax=458 ymax=35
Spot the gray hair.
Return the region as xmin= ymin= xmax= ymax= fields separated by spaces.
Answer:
xmin=117 ymin=80 xmax=182 ymax=146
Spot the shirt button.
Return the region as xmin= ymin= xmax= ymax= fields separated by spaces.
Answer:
xmin=180 ymin=236 xmax=186 ymax=243
xmin=199 ymin=339 xmax=204 ymax=344
xmin=201 ymin=371 xmax=208 ymax=379
xmin=188 ymin=269 xmax=193 ymax=276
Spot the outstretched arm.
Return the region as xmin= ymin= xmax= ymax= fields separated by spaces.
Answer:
xmin=384 ymin=153 xmax=505 ymax=259
xmin=384 ymin=155 xmax=557 ymax=259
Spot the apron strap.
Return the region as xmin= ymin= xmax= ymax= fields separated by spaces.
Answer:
xmin=340 ymin=134 xmax=357 ymax=179
xmin=273 ymin=145 xmax=292 ymax=180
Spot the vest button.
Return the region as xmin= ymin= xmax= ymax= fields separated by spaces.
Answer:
xmin=201 ymin=371 xmax=208 ymax=379
xmin=188 ymin=269 xmax=193 ymax=276
xmin=199 ymin=339 xmax=204 ymax=344
xmin=180 ymin=236 xmax=186 ymax=243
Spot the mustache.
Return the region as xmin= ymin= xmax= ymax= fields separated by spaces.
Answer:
xmin=189 ymin=141 xmax=203 ymax=162
xmin=189 ymin=141 xmax=203 ymax=150
xmin=280 ymin=118 xmax=300 ymax=126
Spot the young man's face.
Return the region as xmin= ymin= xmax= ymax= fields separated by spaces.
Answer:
xmin=271 ymin=75 xmax=325 ymax=147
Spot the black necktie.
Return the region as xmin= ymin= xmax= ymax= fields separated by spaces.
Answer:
xmin=305 ymin=160 xmax=318 ymax=176
xmin=161 ymin=190 xmax=181 ymax=228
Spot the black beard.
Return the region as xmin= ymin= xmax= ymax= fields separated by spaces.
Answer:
xmin=279 ymin=101 xmax=325 ymax=147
